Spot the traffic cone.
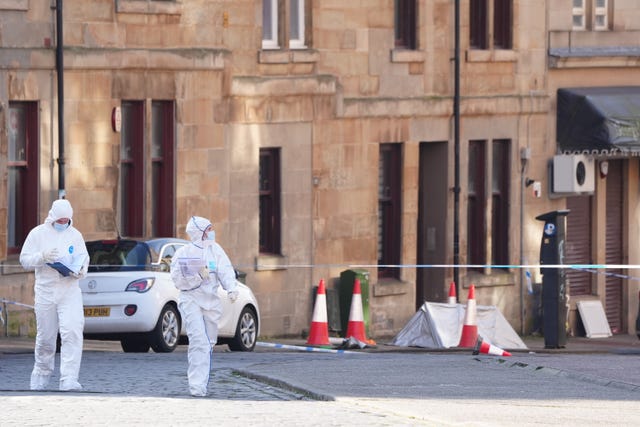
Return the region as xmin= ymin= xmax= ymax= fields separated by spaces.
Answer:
xmin=447 ymin=281 xmax=457 ymax=304
xmin=473 ymin=336 xmax=512 ymax=357
xmin=306 ymin=279 xmax=331 ymax=346
xmin=457 ymin=284 xmax=478 ymax=347
xmin=345 ymin=278 xmax=376 ymax=346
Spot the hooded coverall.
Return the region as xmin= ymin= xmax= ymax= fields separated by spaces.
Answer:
xmin=19 ymin=199 xmax=89 ymax=391
xmin=170 ymin=216 xmax=238 ymax=397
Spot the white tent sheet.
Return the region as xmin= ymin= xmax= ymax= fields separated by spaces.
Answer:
xmin=390 ymin=302 xmax=527 ymax=350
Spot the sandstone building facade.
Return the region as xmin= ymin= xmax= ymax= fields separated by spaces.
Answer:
xmin=1 ymin=0 xmax=639 ymax=340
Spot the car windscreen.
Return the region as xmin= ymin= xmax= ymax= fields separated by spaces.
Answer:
xmin=86 ymin=240 xmax=152 ymax=272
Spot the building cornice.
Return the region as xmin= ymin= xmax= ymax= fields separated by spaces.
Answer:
xmin=0 ymin=47 xmax=229 ymax=71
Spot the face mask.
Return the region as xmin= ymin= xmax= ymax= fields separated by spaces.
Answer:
xmin=203 ymin=230 xmax=216 ymax=245
xmin=53 ymin=222 xmax=69 ymax=232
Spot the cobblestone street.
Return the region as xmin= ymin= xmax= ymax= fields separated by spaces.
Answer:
xmin=0 ymin=348 xmax=312 ymax=401
xmin=2 ymin=339 xmax=639 ymax=426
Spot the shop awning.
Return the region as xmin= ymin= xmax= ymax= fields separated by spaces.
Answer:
xmin=557 ymin=86 xmax=640 ymax=155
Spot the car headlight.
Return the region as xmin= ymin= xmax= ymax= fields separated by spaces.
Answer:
xmin=125 ymin=278 xmax=155 ymax=293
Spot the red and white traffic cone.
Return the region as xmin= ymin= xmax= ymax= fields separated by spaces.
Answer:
xmin=448 ymin=281 xmax=457 ymax=304
xmin=473 ymin=336 xmax=512 ymax=357
xmin=306 ymin=279 xmax=331 ymax=346
xmin=458 ymin=284 xmax=478 ymax=347
xmin=345 ymin=278 xmax=376 ymax=346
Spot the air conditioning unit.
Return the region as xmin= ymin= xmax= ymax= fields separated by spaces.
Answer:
xmin=553 ymin=154 xmax=595 ymax=193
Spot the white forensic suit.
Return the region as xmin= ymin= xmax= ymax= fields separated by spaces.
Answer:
xmin=170 ymin=216 xmax=238 ymax=397
xmin=19 ymin=199 xmax=89 ymax=391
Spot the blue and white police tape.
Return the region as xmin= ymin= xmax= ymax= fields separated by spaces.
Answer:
xmin=0 ymin=298 xmax=34 ymax=310
xmin=246 ymin=263 xmax=640 ymax=284
xmin=246 ymin=263 xmax=640 ymax=271
xmin=256 ymin=341 xmax=368 ymax=355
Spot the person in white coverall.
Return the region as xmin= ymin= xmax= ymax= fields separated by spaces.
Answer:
xmin=19 ymin=199 xmax=89 ymax=391
xmin=170 ymin=216 xmax=239 ymax=397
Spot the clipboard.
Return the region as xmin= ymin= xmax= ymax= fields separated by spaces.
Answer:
xmin=47 ymin=253 xmax=87 ymax=277
xmin=47 ymin=262 xmax=79 ymax=277
xmin=178 ymin=257 xmax=206 ymax=276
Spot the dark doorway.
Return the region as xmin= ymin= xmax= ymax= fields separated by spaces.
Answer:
xmin=416 ymin=142 xmax=448 ymax=308
xmin=605 ymin=159 xmax=624 ymax=333
xmin=565 ymin=195 xmax=593 ymax=297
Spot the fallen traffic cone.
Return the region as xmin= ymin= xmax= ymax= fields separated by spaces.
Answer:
xmin=447 ymin=281 xmax=457 ymax=304
xmin=306 ymin=279 xmax=331 ymax=346
xmin=473 ymin=336 xmax=512 ymax=357
xmin=345 ymin=278 xmax=376 ymax=346
xmin=457 ymin=284 xmax=478 ymax=347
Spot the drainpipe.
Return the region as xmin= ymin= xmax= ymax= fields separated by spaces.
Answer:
xmin=56 ymin=0 xmax=65 ymax=199
xmin=453 ymin=0 xmax=461 ymax=297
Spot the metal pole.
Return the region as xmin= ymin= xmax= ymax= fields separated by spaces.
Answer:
xmin=56 ymin=0 xmax=65 ymax=199
xmin=520 ymin=168 xmax=526 ymax=335
xmin=453 ymin=0 xmax=460 ymax=297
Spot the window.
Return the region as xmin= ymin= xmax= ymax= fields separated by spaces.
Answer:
xmin=262 ymin=0 xmax=307 ymax=50
xmin=572 ymin=0 xmax=586 ymax=30
xmin=491 ymin=140 xmax=509 ymax=266
xmin=259 ymin=148 xmax=281 ymax=254
xmin=262 ymin=0 xmax=278 ymax=49
xmin=470 ymin=0 xmax=512 ymax=49
xmin=378 ymin=144 xmax=402 ymax=279
xmin=467 ymin=139 xmax=511 ymax=271
xmin=395 ymin=0 xmax=417 ymax=49
xmin=493 ymin=0 xmax=512 ymax=48
xmin=467 ymin=140 xmax=486 ymax=270
xmin=151 ymin=101 xmax=175 ymax=237
xmin=7 ymin=102 xmax=38 ymax=254
xmin=594 ymin=0 xmax=608 ymax=30
xmin=289 ymin=0 xmax=305 ymax=49
xmin=120 ymin=101 xmax=145 ymax=237
xmin=120 ymin=100 xmax=175 ymax=238
xmin=572 ymin=0 xmax=609 ymax=31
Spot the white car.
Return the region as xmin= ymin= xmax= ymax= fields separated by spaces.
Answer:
xmin=79 ymin=238 xmax=260 ymax=353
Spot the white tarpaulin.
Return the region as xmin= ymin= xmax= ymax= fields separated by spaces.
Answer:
xmin=390 ymin=302 xmax=527 ymax=350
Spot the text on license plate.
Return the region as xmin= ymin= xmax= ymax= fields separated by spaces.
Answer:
xmin=84 ymin=307 xmax=110 ymax=317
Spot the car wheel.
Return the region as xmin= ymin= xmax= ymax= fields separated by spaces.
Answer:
xmin=149 ymin=304 xmax=181 ymax=353
xmin=121 ymin=337 xmax=150 ymax=353
xmin=228 ymin=306 xmax=258 ymax=352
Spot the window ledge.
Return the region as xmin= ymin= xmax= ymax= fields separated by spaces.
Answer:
xmin=373 ymin=278 xmax=410 ymax=297
xmin=258 ymin=49 xmax=319 ymax=64
xmin=255 ymin=254 xmax=287 ymax=271
xmin=464 ymin=270 xmax=516 ymax=288
xmin=466 ymin=49 xmax=517 ymax=63
xmin=2 ymin=256 xmax=26 ymax=275
xmin=549 ymin=46 xmax=640 ymax=69
xmin=116 ymin=0 xmax=182 ymax=15
xmin=291 ymin=49 xmax=319 ymax=63
xmin=390 ymin=49 xmax=425 ymax=63
xmin=258 ymin=50 xmax=290 ymax=64
xmin=0 ymin=0 xmax=28 ymax=11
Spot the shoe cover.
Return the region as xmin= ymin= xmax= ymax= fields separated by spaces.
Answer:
xmin=59 ymin=379 xmax=82 ymax=391
xmin=190 ymin=387 xmax=207 ymax=397
xmin=30 ymin=373 xmax=51 ymax=391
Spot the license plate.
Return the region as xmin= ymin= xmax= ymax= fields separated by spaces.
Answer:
xmin=84 ymin=307 xmax=110 ymax=317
